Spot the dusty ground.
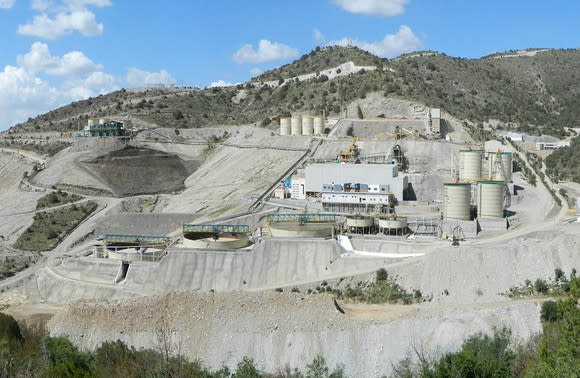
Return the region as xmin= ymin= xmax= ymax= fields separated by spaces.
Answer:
xmin=44 ymin=291 xmax=542 ymax=377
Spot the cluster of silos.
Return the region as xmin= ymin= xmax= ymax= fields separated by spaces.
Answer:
xmin=280 ymin=115 xmax=325 ymax=136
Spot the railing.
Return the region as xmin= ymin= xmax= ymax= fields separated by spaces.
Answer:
xmin=266 ymin=213 xmax=339 ymax=224
xmin=104 ymin=234 xmax=170 ymax=245
xmin=182 ymin=224 xmax=250 ymax=234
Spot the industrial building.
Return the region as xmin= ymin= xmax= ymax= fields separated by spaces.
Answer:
xmin=321 ymin=191 xmax=395 ymax=213
xmin=81 ymin=119 xmax=125 ymax=137
xmin=429 ymin=108 xmax=442 ymax=134
xmin=304 ymin=162 xmax=408 ymax=201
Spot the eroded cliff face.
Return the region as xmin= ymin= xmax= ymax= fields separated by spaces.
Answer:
xmin=48 ymin=292 xmax=541 ymax=377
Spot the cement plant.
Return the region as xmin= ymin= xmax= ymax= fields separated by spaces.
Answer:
xmin=1 ymin=89 xmax=579 ymax=376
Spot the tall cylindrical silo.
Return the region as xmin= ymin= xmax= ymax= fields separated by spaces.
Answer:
xmin=280 ymin=118 xmax=291 ymax=135
xmin=313 ymin=116 xmax=324 ymax=135
xmin=291 ymin=115 xmax=302 ymax=135
xmin=459 ymin=150 xmax=482 ymax=182
xmin=477 ymin=181 xmax=505 ymax=218
xmin=500 ymin=152 xmax=513 ymax=182
xmin=302 ymin=116 xmax=314 ymax=135
xmin=443 ymin=183 xmax=471 ymax=220
xmin=489 ymin=152 xmax=513 ymax=182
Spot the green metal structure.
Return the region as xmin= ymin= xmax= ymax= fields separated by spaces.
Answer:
xmin=266 ymin=213 xmax=339 ymax=225
xmin=182 ymin=224 xmax=250 ymax=234
xmin=104 ymin=234 xmax=171 ymax=246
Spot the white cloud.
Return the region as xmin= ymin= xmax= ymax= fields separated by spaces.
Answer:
xmin=17 ymin=42 xmax=102 ymax=76
xmin=126 ymin=68 xmax=176 ymax=87
xmin=0 ymin=0 xmax=15 ymax=9
xmin=233 ymin=39 xmax=298 ymax=64
xmin=31 ymin=0 xmax=54 ymax=11
xmin=18 ymin=0 xmax=111 ymax=39
xmin=0 ymin=41 xmax=177 ymax=130
xmin=313 ymin=28 xmax=326 ymax=44
xmin=18 ymin=10 xmax=105 ymax=38
xmin=62 ymin=71 xmax=118 ymax=100
xmin=209 ymin=80 xmax=236 ymax=88
xmin=328 ymin=25 xmax=421 ymax=58
xmin=333 ymin=0 xmax=409 ymax=17
xmin=0 ymin=65 xmax=60 ymax=128
xmin=64 ymin=0 xmax=111 ymax=9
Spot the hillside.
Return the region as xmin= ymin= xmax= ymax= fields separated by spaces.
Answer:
xmin=5 ymin=46 xmax=580 ymax=137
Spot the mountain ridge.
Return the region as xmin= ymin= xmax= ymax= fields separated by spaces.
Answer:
xmin=5 ymin=46 xmax=580 ymax=138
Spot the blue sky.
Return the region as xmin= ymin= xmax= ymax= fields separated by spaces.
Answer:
xmin=1 ymin=0 xmax=579 ymax=131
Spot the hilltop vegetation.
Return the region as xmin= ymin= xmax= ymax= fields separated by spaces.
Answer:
xmin=6 ymin=47 xmax=580 ymax=138
xmin=256 ymin=45 xmax=383 ymax=81
xmin=545 ymin=135 xmax=580 ymax=183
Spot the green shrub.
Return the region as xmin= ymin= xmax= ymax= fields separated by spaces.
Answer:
xmin=540 ymin=300 xmax=559 ymax=322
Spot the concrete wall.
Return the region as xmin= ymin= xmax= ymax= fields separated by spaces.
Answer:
xmin=126 ymin=239 xmax=381 ymax=293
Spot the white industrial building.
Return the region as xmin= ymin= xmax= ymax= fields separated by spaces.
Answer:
xmin=304 ymin=162 xmax=408 ymax=201
xmin=290 ymin=176 xmax=306 ymax=199
xmin=430 ymin=108 xmax=441 ymax=134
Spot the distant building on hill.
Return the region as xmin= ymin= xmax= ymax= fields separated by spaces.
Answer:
xmin=80 ymin=119 xmax=125 ymax=137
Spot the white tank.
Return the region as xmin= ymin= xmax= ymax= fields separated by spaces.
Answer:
xmin=459 ymin=150 xmax=482 ymax=182
xmin=488 ymin=152 xmax=512 ymax=182
xmin=477 ymin=181 xmax=505 ymax=218
xmin=280 ymin=118 xmax=291 ymax=135
xmin=88 ymin=119 xmax=96 ymax=127
xmin=377 ymin=216 xmax=407 ymax=230
xmin=498 ymin=152 xmax=513 ymax=182
xmin=99 ymin=118 xmax=105 ymax=125
xmin=443 ymin=183 xmax=471 ymax=220
xmin=313 ymin=116 xmax=324 ymax=135
xmin=291 ymin=115 xmax=302 ymax=135
xmin=302 ymin=116 xmax=314 ymax=135
xmin=346 ymin=216 xmax=374 ymax=228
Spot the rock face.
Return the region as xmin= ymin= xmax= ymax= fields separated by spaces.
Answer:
xmin=48 ymin=292 xmax=541 ymax=377
xmin=83 ymin=146 xmax=199 ymax=196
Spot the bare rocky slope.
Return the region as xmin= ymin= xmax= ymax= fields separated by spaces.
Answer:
xmin=48 ymin=292 xmax=542 ymax=377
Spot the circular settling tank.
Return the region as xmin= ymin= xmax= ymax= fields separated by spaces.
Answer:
xmin=182 ymin=232 xmax=252 ymax=250
xmin=377 ymin=216 xmax=407 ymax=230
xmin=268 ymin=222 xmax=333 ymax=238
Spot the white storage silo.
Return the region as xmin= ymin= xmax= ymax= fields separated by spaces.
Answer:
xmin=443 ymin=183 xmax=471 ymax=220
xmin=477 ymin=181 xmax=505 ymax=218
xmin=497 ymin=152 xmax=513 ymax=182
xmin=313 ymin=116 xmax=324 ymax=135
xmin=459 ymin=150 xmax=483 ymax=182
xmin=291 ymin=115 xmax=302 ymax=135
xmin=488 ymin=152 xmax=512 ymax=182
xmin=280 ymin=118 xmax=291 ymax=135
xmin=302 ymin=116 xmax=314 ymax=135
